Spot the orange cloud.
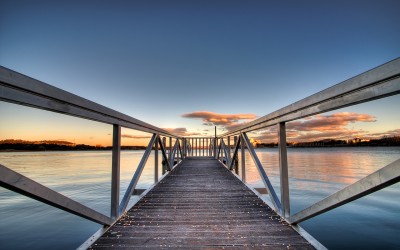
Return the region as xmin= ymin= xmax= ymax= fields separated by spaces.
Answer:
xmin=288 ymin=112 xmax=376 ymax=132
xmin=254 ymin=112 xmax=378 ymax=142
xmin=182 ymin=111 xmax=257 ymax=127
xmin=365 ymin=129 xmax=400 ymax=139
xmin=162 ymin=127 xmax=203 ymax=137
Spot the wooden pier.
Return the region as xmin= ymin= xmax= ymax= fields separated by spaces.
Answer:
xmin=90 ymin=158 xmax=313 ymax=249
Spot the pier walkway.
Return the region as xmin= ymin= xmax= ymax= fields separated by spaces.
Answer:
xmin=90 ymin=158 xmax=313 ymax=249
xmin=1 ymin=59 xmax=399 ymax=249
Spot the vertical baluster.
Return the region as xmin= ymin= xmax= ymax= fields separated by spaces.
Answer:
xmin=162 ymin=137 xmax=167 ymax=174
xmin=279 ymin=122 xmax=290 ymax=217
xmin=241 ymin=134 xmax=246 ymax=182
xmin=227 ymin=136 xmax=231 ymax=163
xmin=234 ymin=136 xmax=238 ymax=174
xmin=207 ymin=138 xmax=209 ymax=156
xmin=184 ymin=138 xmax=187 ymax=159
xmin=202 ymin=138 xmax=205 ymax=156
xmin=169 ymin=137 xmax=172 ymax=167
xmin=111 ymin=124 xmax=121 ymax=219
xmin=154 ymin=135 xmax=158 ymax=183
xmin=214 ymin=126 xmax=217 ymax=158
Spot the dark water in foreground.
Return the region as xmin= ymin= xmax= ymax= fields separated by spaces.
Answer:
xmin=0 ymin=147 xmax=399 ymax=249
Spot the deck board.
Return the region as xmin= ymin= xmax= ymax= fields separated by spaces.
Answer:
xmin=90 ymin=157 xmax=314 ymax=249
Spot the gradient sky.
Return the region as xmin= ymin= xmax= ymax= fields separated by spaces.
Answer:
xmin=1 ymin=0 xmax=400 ymax=145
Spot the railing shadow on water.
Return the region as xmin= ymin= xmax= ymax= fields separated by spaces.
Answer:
xmin=0 ymin=57 xmax=399 ymax=249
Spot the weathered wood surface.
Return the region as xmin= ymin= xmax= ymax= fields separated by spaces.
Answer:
xmin=90 ymin=157 xmax=313 ymax=249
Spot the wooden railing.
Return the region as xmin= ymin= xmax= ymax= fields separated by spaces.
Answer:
xmin=0 ymin=66 xmax=189 ymax=226
xmin=215 ymin=57 xmax=400 ymax=223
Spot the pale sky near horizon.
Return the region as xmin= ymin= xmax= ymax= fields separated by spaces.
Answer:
xmin=1 ymin=0 xmax=400 ymax=146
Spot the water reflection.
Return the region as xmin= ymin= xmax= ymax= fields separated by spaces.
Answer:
xmin=242 ymin=147 xmax=400 ymax=249
xmin=0 ymin=147 xmax=399 ymax=249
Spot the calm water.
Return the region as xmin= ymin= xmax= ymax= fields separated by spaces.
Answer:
xmin=0 ymin=148 xmax=399 ymax=249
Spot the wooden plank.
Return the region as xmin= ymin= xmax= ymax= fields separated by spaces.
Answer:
xmin=90 ymin=158 xmax=314 ymax=249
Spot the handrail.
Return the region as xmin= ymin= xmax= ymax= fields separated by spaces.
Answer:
xmin=1 ymin=58 xmax=399 ymax=248
xmin=221 ymin=58 xmax=400 ymax=137
xmin=215 ymin=58 xmax=400 ymax=225
xmin=0 ymin=66 xmax=176 ymax=137
xmin=0 ymin=65 xmax=188 ymax=246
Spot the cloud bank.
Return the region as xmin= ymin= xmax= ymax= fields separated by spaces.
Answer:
xmin=162 ymin=127 xmax=203 ymax=137
xmin=253 ymin=112 xmax=382 ymax=142
xmin=182 ymin=111 xmax=257 ymax=129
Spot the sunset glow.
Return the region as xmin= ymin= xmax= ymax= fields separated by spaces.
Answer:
xmin=1 ymin=1 xmax=399 ymax=146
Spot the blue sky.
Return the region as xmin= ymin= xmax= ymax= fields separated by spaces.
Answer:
xmin=1 ymin=0 xmax=399 ymax=144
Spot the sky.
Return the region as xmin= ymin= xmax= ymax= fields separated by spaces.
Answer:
xmin=1 ymin=0 xmax=400 ymax=146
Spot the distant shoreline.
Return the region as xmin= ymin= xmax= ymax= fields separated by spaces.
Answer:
xmin=0 ymin=149 xmax=146 ymax=152
xmin=0 ymin=143 xmax=147 ymax=152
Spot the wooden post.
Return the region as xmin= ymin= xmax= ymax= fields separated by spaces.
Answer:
xmin=154 ymin=135 xmax=158 ymax=183
xmin=111 ymin=124 xmax=121 ymax=219
xmin=279 ymin=122 xmax=290 ymax=217
xmin=162 ymin=137 xmax=167 ymax=174
xmin=227 ymin=136 xmax=231 ymax=163
xmin=169 ymin=137 xmax=172 ymax=167
xmin=241 ymin=134 xmax=246 ymax=182
xmin=234 ymin=136 xmax=239 ymax=174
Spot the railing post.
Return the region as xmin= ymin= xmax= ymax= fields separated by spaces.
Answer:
xmin=155 ymin=135 xmax=159 ymax=183
xmin=213 ymin=138 xmax=217 ymax=159
xmin=162 ymin=137 xmax=167 ymax=174
xmin=111 ymin=124 xmax=121 ymax=219
xmin=169 ymin=137 xmax=172 ymax=166
xmin=233 ymin=136 xmax=239 ymax=174
xmin=279 ymin=122 xmax=290 ymax=218
xmin=183 ymin=138 xmax=187 ymax=159
xmin=227 ymin=136 xmax=231 ymax=162
xmin=202 ymin=138 xmax=205 ymax=156
xmin=240 ymin=133 xmax=246 ymax=182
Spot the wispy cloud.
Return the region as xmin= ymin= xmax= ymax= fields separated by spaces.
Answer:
xmin=254 ymin=112 xmax=380 ymax=142
xmin=288 ymin=112 xmax=376 ymax=132
xmin=122 ymin=134 xmax=152 ymax=139
xmin=366 ymin=129 xmax=400 ymax=139
xmin=182 ymin=111 xmax=257 ymax=129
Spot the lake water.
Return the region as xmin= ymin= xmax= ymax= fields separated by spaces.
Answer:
xmin=0 ymin=147 xmax=399 ymax=249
